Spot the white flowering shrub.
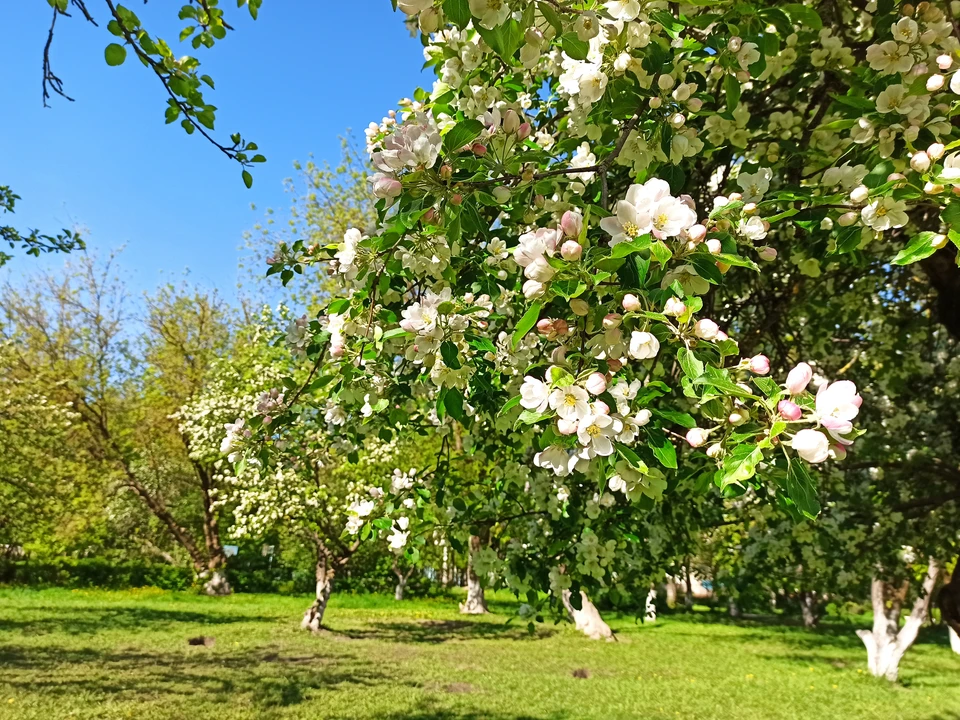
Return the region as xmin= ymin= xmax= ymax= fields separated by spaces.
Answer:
xmin=240 ymin=0 xmax=960 ymax=611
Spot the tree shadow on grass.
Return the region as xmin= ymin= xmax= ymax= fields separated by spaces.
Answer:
xmin=0 ymin=643 xmax=407 ymax=709
xmin=325 ymin=618 xmax=556 ymax=644
xmin=0 ymin=605 xmax=253 ymax=636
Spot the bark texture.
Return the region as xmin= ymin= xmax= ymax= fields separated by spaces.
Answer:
xmin=392 ymin=556 xmax=414 ymax=601
xmin=459 ymin=534 xmax=488 ymax=614
xmin=302 ymin=559 xmax=334 ymax=633
xmin=800 ymin=591 xmax=820 ymax=628
xmin=562 ymin=589 xmax=614 ymax=640
xmin=644 ymin=587 xmax=658 ymax=623
xmin=856 ymin=558 xmax=940 ymax=682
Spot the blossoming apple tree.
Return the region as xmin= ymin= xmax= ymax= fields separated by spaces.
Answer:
xmin=242 ymin=0 xmax=960 ymax=627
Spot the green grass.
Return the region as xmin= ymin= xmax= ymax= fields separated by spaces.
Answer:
xmin=1 ymin=588 xmax=958 ymax=719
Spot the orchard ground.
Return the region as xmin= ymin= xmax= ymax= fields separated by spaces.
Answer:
xmin=1 ymin=589 xmax=958 ymax=720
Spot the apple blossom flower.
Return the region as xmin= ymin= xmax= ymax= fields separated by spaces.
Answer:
xmin=861 ymin=197 xmax=908 ymax=231
xmin=629 ymin=331 xmax=660 ymax=360
xmin=549 ymin=385 xmax=591 ymax=421
xmin=815 ymin=380 xmax=861 ymax=432
xmin=605 ymin=0 xmax=640 ymax=21
xmin=520 ymin=376 xmax=549 ymax=413
xmin=524 ymin=256 xmax=556 ymax=283
xmin=791 ymin=429 xmax=830 ymax=463
xmin=388 ymin=528 xmax=410 ymax=551
xmin=557 ymin=418 xmax=578 ymax=435
xmin=785 ymin=362 xmax=813 ymax=395
xmin=685 ymin=427 xmax=709 ymax=447
xmin=758 ymin=246 xmax=778 ymax=261
xmin=622 ymin=294 xmax=641 ymax=312
xmin=577 ymin=413 xmax=617 ymax=456
xmin=468 ymin=0 xmax=511 ymax=29
xmin=736 ymin=167 xmax=772 ymax=203
xmin=534 ymin=446 xmax=575 ymax=477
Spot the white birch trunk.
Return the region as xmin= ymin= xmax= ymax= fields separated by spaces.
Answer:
xmin=201 ymin=569 xmax=231 ymax=596
xmin=856 ymin=558 xmax=939 ymax=682
xmin=459 ymin=535 xmax=487 ymax=614
xmin=561 ymin=589 xmax=614 ymax=641
xmin=644 ymin=587 xmax=658 ymax=623
xmin=949 ymin=627 xmax=960 ymax=654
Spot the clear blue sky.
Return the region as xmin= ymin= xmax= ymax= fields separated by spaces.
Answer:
xmin=1 ymin=1 xmax=426 ymax=296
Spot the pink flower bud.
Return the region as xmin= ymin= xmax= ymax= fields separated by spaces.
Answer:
xmin=785 ymin=362 xmax=813 ymax=395
xmin=536 ymin=318 xmax=554 ymax=335
xmin=517 ymin=123 xmax=532 ymax=140
xmin=557 ymin=418 xmax=578 ymax=435
xmin=664 ymin=297 xmax=686 ymax=317
xmin=927 ymin=74 xmax=945 ymax=92
xmin=937 ymin=54 xmax=953 ymax=70
xmin=592 ymin=400 xmax=610 ymax=415
xmin=687 ymin=224 xmax=707 ymax=243
xmin=450 ymin=193 xmax=463 ymax=206
xmin=561 ymin=210 xmax=584 ymax=238
xmin=686 ymin=427 xmax=709 ymax=447
xmin=472 ymin=143 xmax=487 ymax=157
xmin=585 ymin=372 xmax=607 ymax=395
xmin=687 ymin=98 xmax=703 ymax=113
xmin=503 ymin=109 xmax=521 ymax=134
xmin=715 ymin=330 xmax=729 ymax=341
xmin=694 ymin=319 xmax=719 ymax=340
xmin=422 ymin=208 xmax=438 ymax=224
xmin=439 ymin=165 xmax=453 ymax=181
xmin=561 ymin=240 xmax=583 ymax=261
xmin=778 ymin=400 xmax=802 ymax=421
xmin=758 ymin=246 xmax=777 ymax=261
xmin=371 ymin=174 xmax=403 ymax=199
xmin=570 ymin=299 xmax=589 ymax=316
xmin=749 ymin=354 xmax=770 ymax=375
xmin=553 ymin=319 xmax=569 ymax=335
xmin=829 ymin=444 xmax=848 ymax=461
xmin=928 ymin=142 xmax=945 ymax=160
xmin=706 ymin=238 xmax=722 ymax=254
xmin=622 ymin=294 xmax=641 ymax=312
xmin=910 ymin=151 xmax=931 ymax=173
xmin=727 ymin=36 xmax=742 ymax=52
xmin=837 ymin=211 xmax=858 ymax=227
xmin=603 ymin=313 xmax=622 ymax=329
xmin=607 ymin=358 xmax=623 ymax=373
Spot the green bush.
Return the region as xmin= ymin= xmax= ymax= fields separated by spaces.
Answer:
xmin=0 ymin=558 xmax=193 ymax=590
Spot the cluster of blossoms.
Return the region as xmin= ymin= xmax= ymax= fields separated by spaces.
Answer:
xmin=244 ymin=0 xmax=960 ymax=607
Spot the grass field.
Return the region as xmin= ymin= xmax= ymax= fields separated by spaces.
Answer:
xmin=1 ymin=588 xmax=958 ymax=720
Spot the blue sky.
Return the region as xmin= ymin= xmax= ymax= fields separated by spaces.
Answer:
xmin=1 ymin=1 xmax=426 ymax=296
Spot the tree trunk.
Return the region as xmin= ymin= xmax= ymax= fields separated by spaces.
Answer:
xmin=937 ymin=556 xmax=960 ymax=637
xmin=856 ymin=558 xmax=940 ymax=682
xmin=195 ymin=461 xmax=230 ymax=595
xmin=393 ymin=556 xmax=413 ymax=601
xmin=949 ymin=627 xmax=960 ymax=655
xmin=562 ymin=589 xmax=614 ymax=640
xmin=729 ymin=597 xmax=741 ymax=618
xmin=301 ymin=556 xmax=334 ymax=633
xmin=684 ymin=559 xmax=694 ymax=611
xmin=665 ymin=577 xmax=677 ymax=608
xmin=644 ymin=586 xmax=657 ymax=623
xmin=459 ymin=535 xmax=488 ymax=614
xmin=800 ymin=591 xmax=819 ymax=628
xmin=441 ymin=543 xmax=451 ymax=587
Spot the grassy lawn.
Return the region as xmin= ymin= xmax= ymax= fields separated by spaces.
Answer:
xmin=0 ymin=588 xmax=958 ymax=719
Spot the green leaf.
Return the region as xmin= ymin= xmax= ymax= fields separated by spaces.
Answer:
xmin=104 ymin=43 xmax=127 ymax=66
xmin=537 ymin=1 xmax=564 ymax=34
xmin=443 ymin=119 xmax=485 ymax=153
xmin=652 ymin=409 xmax=697 ymax=429
xmin=610 ymin=235 xmax=652 ymax=259
xmin=892 ymin=231 xmax=942 ymax=265
xmin=690 ymin=254 xmax=723 ymax=284
xmin=785 ymin=461 xmax=821 ymax=519
xmin=511 ymin=301 xmax=541 ymax=350
xmin=440 ymin=340 xmax=462 ymax=369
xmin=942 ymin=201 xmax=960 ymax=231
xmin=693 ymin=366 xmax=754 ymax=398
xmin=714 ymin=253 xmax=759 ymax=272
xmin=242 ymin=170 xmax=253 ymax=189
xmin=647 ymin=427 xmax=677 ymax=469
xmin=499 ymin=395 xmax=522 ymax=416
xmin=476 ymin=19 xmax=523 ymax=60
xmin=724 ymin=74 xmax=741 ymax=110
xmin=677 ymin=348 xmax=704 ymax=379
xmin=719 ymin=444 xmax=763 ymax=488
xmin=782 ymin=3 xmax=823 ymax=28
xmin=649 ymin=241 xmax=673 ymax=266
xmin=443 ymin=0 xmax=471 ymax=27
xmin=445 ymin=387 xmax=465 ymax=420
xmin=615 ymin=443 xmax=648 ymax=470
xmin=560 ymin=32 xmax=589 ymax=60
